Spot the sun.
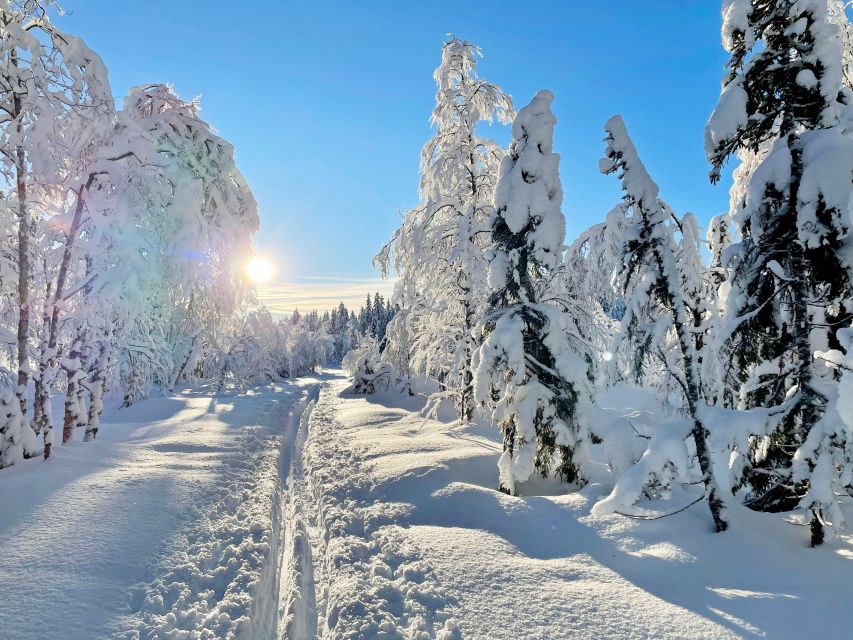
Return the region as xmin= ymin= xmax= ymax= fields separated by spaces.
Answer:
xmin=245 ymin=256 xmax=274 ymax=284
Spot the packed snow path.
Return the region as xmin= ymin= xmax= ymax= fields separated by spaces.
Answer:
xmin=0 ymin=378 xmax=322 ymax=640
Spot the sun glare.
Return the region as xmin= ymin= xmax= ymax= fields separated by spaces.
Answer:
xmin=245 ymin=256 xmax=274 ymax=284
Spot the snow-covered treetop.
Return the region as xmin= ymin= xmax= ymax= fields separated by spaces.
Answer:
xmin=430 ymin=37 xmax=513 ymax=128
xmin=600 ymin=115 xmax=666 ymax=229
xmin=706 ymin=212 xmax=733 ymax=269
xmin=124 ymin=84 xmax=234 ymax=186
xmin=707 ymin=0 xmax=849 ymax=181
xmin=420 ymin=37 xmax=513 ymax=203
xmin=493 ymin=89 xmax=565 ymax=273
xmin=124 ymin=84 xmax=258 ymax=246
xmin=0 ymin=0 xmax=112 ymax=185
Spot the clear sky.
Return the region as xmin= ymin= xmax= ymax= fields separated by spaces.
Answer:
xmin=62 ymin=0 xmax=733 ymax=314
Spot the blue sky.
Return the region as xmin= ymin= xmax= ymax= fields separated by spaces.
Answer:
xmin=63 ymin=0 xmax=732 ymax=313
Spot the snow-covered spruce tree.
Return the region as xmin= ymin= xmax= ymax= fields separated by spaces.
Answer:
xmin=376 ymin=37 xmax=513 ymax=422
xmin=598 ymin=116 xmax=728 ymax=532
xmin=675 ymin=211 xmax=721 ymax=405
xmin=706 ymin=0 xmax=853 ymax=543
xmin=701 ymin=213 xmax=736 ymax=406
xmin=473 ymin=91 xmax=589 ymax=495
xmin=706 ymin=212 xmax=734 ymax=296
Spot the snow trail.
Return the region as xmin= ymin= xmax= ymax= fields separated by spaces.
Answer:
xmin=0 ymin=379 xmax=320 ymax=640
xmin=297 ymin=376 xmax=462 ymax=639
xmin=277 ymin=387 xmax=320 ymax=639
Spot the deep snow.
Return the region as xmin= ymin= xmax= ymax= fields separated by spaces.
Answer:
xmin=2 ymin=371 xmax=853 ymax=639
xmin=302 ymin=374 xmax=853 ymax=639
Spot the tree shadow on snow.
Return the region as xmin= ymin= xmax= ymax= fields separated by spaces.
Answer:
xmin=366 ymin=425 xmax=851 ymax=639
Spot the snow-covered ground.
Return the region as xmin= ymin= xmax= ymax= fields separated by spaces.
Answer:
xmin=0 ymin=377 xmax=322 ymax=640
xmin=299 ymin=374 xmax=853 ymax=640
xmin=3 ymin=370 xmax=852 ymax=639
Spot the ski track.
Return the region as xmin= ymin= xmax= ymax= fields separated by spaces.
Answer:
xmin=122 ymin=383 xmax=324 ymax=640
xmin=277 ymin=387 xmax=320 ymax=640
xmin=0 ymin=380 xmax=320 ymax=640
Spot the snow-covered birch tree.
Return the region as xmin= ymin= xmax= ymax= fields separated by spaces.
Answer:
xmin=377 ymin=37 xmax=513 ymax=422
xmin=0 ymin=0 xmax=111 ymax=447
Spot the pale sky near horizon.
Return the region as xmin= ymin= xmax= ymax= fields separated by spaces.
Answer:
xmin=62 ymin=0 xmax=733 ymax=315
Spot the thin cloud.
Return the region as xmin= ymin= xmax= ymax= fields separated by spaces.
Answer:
xmin=255 ymin=277 xmax=396 ymax=316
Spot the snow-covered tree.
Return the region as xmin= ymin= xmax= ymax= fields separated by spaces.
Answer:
xmin=555 ymin=205 xmax=628 ymax=378
xmin=377 ymin=37 xmax=513 ymax=422
xmin=105 ymin=84 xmax=259 ymax=402
xmin=0 ymin=0 xmax=111 ymax=446
xmin=343 ymin=334 xmax=394 ymax=395
xmin=473 ymin=90 xmax=590 ymax=495
xmin=812 ymin=326 xmax=853 ymax=539
xmin=707 ymin=213 xmax=733 ymax=278
xmin=699 ymin=213 xmax=735 ymax=406
xmin=675 ymin=212 xmax=720 ymax=404
xmin=598 ymin=116 xmax=728 ymax=533
xmin=706 ymin=0 xmax=853 ymax=543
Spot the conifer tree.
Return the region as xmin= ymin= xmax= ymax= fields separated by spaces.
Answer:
xmin=474 ymin=91 xmax=588 ymax=495
xmin=600 ymin=116 xmax=728 ymax=532
xmin=706 ymin=0 xmax=853 ymax=543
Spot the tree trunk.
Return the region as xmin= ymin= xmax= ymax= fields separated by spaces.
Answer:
xmin=171 ymin=334 xmax=198 ymax=392
xmin=63 ymin=329 xmax=89 ymax=441
xmin=34 ymin=179 xmax=93 ymax=456
xmin=661 ymin=255 xmax=728 ymax=533
xmin=12 ymin=76 xmax=30 ymax=421
xmin=76 ymin=377 xmax=89 ymax=430
xmin=786 ymin=141 xmax=824 ymax=546
xmin=62 ymin=338 xmax=84 ymax=444
xmin=84 ymin=341 xmax=108 ymax=442
xmin=32 ymin=279 xmax=52 ymax=451
xmin=457 ymin=295 xmax=475 ymax=423
xmin=498 ymin=424 xmax=516 ymax=495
